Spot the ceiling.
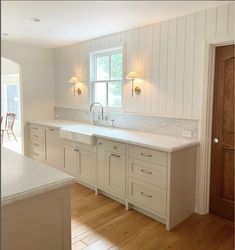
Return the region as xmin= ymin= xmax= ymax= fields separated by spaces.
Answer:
xmin=1 ymin=1 xmax=230 ymax=49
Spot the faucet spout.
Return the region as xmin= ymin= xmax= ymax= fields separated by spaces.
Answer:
xmin=89 ymin=102 xmax=104 ymax=120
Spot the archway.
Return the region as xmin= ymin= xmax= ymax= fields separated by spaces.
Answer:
xmin=1 ymin=57 xmax=23 ymax=154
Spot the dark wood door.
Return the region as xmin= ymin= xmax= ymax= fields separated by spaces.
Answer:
xmin=210 ymin=45 xmax=234 ymax=221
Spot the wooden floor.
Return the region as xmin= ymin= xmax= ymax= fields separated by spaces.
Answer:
xmin=70 ymin=183 xmax=234 ymax=250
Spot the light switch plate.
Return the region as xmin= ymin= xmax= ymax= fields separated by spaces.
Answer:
xmin=182 ymin=130 xmax=192 ymax=138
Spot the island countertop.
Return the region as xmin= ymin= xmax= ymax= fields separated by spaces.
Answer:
xmin=1 ymin=148 xmax=74 ymax=206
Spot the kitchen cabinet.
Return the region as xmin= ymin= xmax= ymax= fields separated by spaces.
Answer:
xmin=28 ymin=121 xmax=198 ymax=230
xmin=97 ymin=139 xmax=126 ymax=199
xmin=63 ymin=145 xmax=78 ymax=177
xmin=45 ymin=128 xmax=61 ymax=169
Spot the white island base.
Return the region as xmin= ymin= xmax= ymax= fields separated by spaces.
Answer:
xmin=1 ymin=148 xmax=74 ymax=250
xmin=1 ymin=187 xmax=71 ymax=250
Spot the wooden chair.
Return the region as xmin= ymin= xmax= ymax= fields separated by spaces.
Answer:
xmin=1 ymin=113 xmax=17 ymax=142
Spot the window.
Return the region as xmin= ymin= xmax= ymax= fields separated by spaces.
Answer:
xmin=91 ymin=48 xmax=122 ymax=108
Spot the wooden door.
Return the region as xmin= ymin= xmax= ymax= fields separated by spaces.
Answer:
xmin=105 ymin=152 xmax=126 ymax=198
xmin=210 ymin=45 xmax=234 ymax=221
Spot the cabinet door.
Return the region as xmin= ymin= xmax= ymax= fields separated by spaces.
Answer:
xmin=78 ymin=150 xmax=96 ymax=185
xmin=63 ymin=146 xmax=78 ymax=177
xmin=105 ymin=152 xmax=126 ymax=198
xmin=45 ymin=128 xmax=61 ymax=168
xmin=97 ymin=140 xmax=106 ymax=189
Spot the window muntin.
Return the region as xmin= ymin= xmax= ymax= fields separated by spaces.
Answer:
xmin=91 ymin=48 xmax=122 ymax=108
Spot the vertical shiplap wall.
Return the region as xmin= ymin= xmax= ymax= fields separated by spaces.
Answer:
xmin=54 ymin=3 xmax=234 ymax=119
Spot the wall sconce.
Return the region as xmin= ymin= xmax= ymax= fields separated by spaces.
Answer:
xmin=68 ymin=76 xmax=82 ymax=96
xmin=125 ymin=71 xmax=141 ymax=97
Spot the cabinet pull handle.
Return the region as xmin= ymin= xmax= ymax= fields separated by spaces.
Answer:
xmin=33 ymin=152 xmax=39 ymax=157
xmin=141 ymin=169 xmax=152 ymax=175
xmin=48 ymin=128 xmax=55 ymax=132
xmin=110 ymin=153 xmax=120 ymax=158
xmin=73 ymin=148 xmax=79 ymax=152
xmin=33 ymin=135 xmax=39 ymax=138
xmin=113 ymin=146 xmax=117 ymax=149
xmin=33 ymin=127 xmax=38 ymax=130
xmin=98 ymin=142 xmax=102 ymax=145
xmin=33 ymin=143 xmax=39 ymax=147
xmin=141 ymin=192 xmax=152 ymax=198
xmin=140 ymin=152 xmax=152 ymax=157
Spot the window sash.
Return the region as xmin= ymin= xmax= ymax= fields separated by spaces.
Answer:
xmin=91 ymin=47 xmax=122 ymax=108
xmin=92 ymin=80 xmax=122 ymax=107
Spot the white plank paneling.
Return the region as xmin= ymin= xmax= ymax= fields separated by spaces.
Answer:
xmin=228 ymin=3 xmax=235 ymax=40
xmin=151 ymin=23 xmax=161 ymax=115
xmin=174 ymin=16 xmax=186 ymax=117
xmin=159 ymin=21 xmax=169 ymax=115
xmin=192 ymin=11 xmax=206 ymax=119
xmin=166 ymin=19 xmax=177 ymax=116
xmin=206 ymin=7 xmax=217 ymax=41
xmin=216 ymin=4 xmax=229 ymax=40
xmin=183 ymin=14 xmax=196 ymax=118
xmin=54 ymin=3 xmax=233 ymax=120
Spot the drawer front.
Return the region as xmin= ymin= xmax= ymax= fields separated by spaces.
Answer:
xmin=128 ymin=145 xmax=168 ymax=166
xmin=106 ymin=140 xmax=126 ymax=155
xmin=128 ymin=178 xmax=166 ymax=216
xmin=30 ymin=150 xmax=44 ymax=162
xmin=30 ymin=140 xmax=44 ymax=152
xmin=30 ymin=125 xmax=44 ymax=141
xmin=128 ymin=158 xmax=167 ymax=188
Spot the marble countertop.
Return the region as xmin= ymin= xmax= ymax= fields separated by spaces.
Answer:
xmin=1 ymin=148 xmax=74 ymax=206
xmin=29 ymin=119 xmax=199 ymax=152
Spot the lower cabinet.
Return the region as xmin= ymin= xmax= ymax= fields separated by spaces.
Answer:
xmin=62 ymin=142 xmax=96 ymax=186
xmin=78 ymin=149 xmax=96 ymax=185
xmin=45 ymin=128 xmax=61 ymax=169
xmin=97 ymin=139 xmax=126 ymax=199
xmin=105 ymin=151 xmax=126 ymax=198
xmin=63 ymin=145 xmax=79 ymax=176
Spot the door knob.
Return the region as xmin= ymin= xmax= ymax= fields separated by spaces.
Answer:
xmin=213 ymin=138 xmax=219 ymax=143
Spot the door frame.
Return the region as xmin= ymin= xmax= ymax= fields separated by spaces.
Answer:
xmin=197 ymin=38 xmax=234 ymax=215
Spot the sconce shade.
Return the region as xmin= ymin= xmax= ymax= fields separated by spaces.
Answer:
xmin=125 ymin=71 xmax=139 ymax=80
xmin=68 ymin=76 xmax=79 ymax=84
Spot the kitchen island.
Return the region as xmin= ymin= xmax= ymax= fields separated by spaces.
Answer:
xmin=1 ymin=148 xmax=74 ymax=250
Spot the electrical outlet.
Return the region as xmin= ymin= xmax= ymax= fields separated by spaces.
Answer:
xmin=182 ymin=130 xmax=192 ymax=138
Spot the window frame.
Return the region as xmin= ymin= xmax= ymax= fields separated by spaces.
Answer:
xmin=90 ymin=47 xmax=123 ymax=109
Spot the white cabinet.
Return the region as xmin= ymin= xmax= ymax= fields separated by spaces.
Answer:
xmin=45 ymin=128 xmax=61 ymax=169
xmin=97 ymin=139 xmax=106 ymax=189
xmin=62 ymin=141 xmax=96 ymax=186
xmin=78 ymin=149 xmax=96 ymax=185
xmin=97 ymin=139 xmax=126 ymax=199
xmin=63 ymin=145 xmax=79 ymax=177
xmin=105 ymin=151 xmax=126 ymax=198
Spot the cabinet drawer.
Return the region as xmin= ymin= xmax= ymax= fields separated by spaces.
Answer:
xmin=128 ymin=145 xmax=168 ymax=166
xmin=30 ymin=125 xmax=44 ymax=141
xmin=128 ymin=158 xmax=167 ymax=188
xmin=128 ymin=178 xmax=166 ymax=216
xmin=106 ymin=140 xmax=126 ymax=155
xmin=30 ymin=140 xmax=44 ymax=152
xmin=30 ymin=150 xmax=44 ymax=162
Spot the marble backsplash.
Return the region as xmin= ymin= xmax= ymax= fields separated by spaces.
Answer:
xmin=54 ymin=107 xmax=199 ymax=139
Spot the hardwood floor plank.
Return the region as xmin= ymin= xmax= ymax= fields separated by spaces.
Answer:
xmin=70 ymin=183 xmax=234 ymax=250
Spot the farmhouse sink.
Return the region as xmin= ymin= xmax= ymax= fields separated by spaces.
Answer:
xmin=59 ymin=124 xmax=97 ymax=145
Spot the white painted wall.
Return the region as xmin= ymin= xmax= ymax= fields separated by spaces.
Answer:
xmin=1 ymin=41 xmax=55 ymax=155
xmin=54 ymin=3 xmax=234 ymax=120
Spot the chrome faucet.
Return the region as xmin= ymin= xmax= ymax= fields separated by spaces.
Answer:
xmin=89 ymin=102 xmax=104 ymax=124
